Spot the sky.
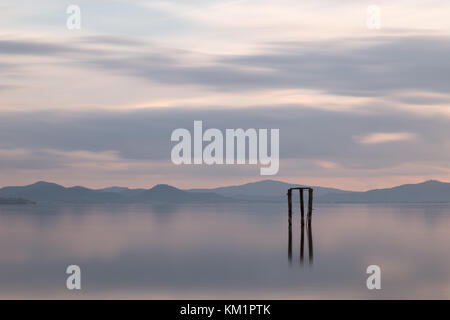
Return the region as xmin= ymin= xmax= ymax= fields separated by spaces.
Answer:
xmin=1 ymin=0 xmax=450 ymax=190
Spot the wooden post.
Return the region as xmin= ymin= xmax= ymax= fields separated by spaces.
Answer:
xmin=288 ymin=189 xmax=292 ymax=263
xmin=300 ymin=189 xmax=304 ymax=219
xmin=288 ymin=189 xmax=292 ymax=227
xmin=308 ymin=188 xmax=313 ymax=218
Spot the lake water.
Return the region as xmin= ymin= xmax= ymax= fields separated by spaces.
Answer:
xmin=0 ymin=202 xmax=449 ymax=299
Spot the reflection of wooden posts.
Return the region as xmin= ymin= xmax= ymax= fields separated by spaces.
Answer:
xmin=300 ymin=220 xmax=305 ymax=264
xmin=300 ymin=218 xmax=313 ymax=265
xmin=287 ymin=187 xmax=314 ymax=265
xmin=307 ymin=219 xmax=313 ymax=264
xmin=288 ymin=223 xmax=292 ymax=263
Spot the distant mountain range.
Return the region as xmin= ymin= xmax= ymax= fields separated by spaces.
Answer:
xmin=0 ymin=179 xmax=449 ymax=204
xmin=317 ymin=180 xmax=450 ymax=203
xmin=188 ymin=180 xmax=346 ymax=202
xmin=188 ymin=179 xmax=450 ymax=203
xmin=0 ymin=181 xmax=231 ymax=204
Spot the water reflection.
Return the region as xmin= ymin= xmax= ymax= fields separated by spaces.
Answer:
xmin=288 ymin=217 xmax=313 ymax=265
xmin=1 ymin=203 xmax=450 ymax=298
xmin=288 ymin=222 xmax=292 ymax=262
xmin=307 ymin=219 xmax=313 ymax=264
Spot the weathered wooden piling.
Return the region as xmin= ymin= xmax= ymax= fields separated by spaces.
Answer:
xmin=300 ymin=189 xmax=305 ymax=219
xmin=288 ymin=189 xmax=293 ymax=263
xmin=287 ymin=189 xmax=292 ymax=227
xmin=308 ymin=188 xmax=313 ymax=218
xmin=287 ymin=187 xmax=313 ymax=218
xmin=287 ymin=187 xmax=314 ymax=265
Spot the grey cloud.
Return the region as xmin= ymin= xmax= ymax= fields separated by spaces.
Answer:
xmin=0 ymin=150 xmax=65 ymax=170
xmin=79 ymin=35 xmax=450 ymax=96
xmin=3 ymin=35 xmax=450 ymax=96
xmin=0 ymin=106 xmax=449 ymax=172
xmin=0 ymin=84 xmax=20 ymax=91
xmin=0 ymin=40 xmax=70 ymax=55
xmin=390 ymin=94 xmax=450 ymax=105
xmin=86 ymin=57 xmax=269 ymax=91
xmin=76 ymin=35 xmax=145 ymax=46
xmin=220 ymin=36 xmax=450 ymax=95
xmin=1 ymin=34 xmax=450 ymax=178
xmin=0 ymin=39 xmax=106 ymax=57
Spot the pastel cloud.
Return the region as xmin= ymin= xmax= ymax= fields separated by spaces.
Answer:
xmin=355 ymin=132 xmax=416 ymax=145
xmin=0 ymin=106 xmax=448 ymax=190
xmin=2 ymin=35 xmax=450 ymax=113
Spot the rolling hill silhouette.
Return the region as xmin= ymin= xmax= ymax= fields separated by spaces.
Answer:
xmin=0 ymin=179 xmax=449 ymax=204
xmin=188 ymin=179 xmax=347 ymax=202
xmin=318 ymin=180 xmax=450 ymax=203
xmin=0 ymin=181 xmax=231 ymax=204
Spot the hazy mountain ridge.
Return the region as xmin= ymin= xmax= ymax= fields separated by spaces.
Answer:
xmin=0 ymin=181 xmax=232 ymax=204
xmin=188 ymin=179 xmax=348 ymax=202
xmin=319 ymin=180 xmax=450 ymax=203
xmin=0 ymin=179 xmax=449 ymax=204
xmin=189 ymin=179 xmax=450 ymax=203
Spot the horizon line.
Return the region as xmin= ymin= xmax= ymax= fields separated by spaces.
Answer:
xmin=1 ymin=178 xmax=447 ymax=193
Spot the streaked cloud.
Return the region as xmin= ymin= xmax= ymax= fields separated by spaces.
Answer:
xmin=315 ymin=160 xmax=340 ymax=169
xmin=355 ymin=132 xmax=416 ymax=145
xmin=2 ymin=35 xmax=450 ymax=113
xmin=0 ymin=106 xmax=448 ymax=189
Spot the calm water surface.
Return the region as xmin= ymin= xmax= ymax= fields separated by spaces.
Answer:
xmin=0 ymin=202 xmax=449 ymax=299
